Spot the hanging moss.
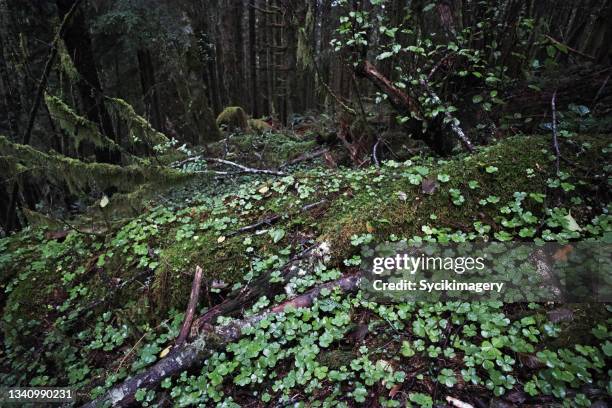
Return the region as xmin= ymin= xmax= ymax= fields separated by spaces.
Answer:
xmin=57 ymin=41 xmax=79 ymax=83
xmin=106 ymin=97 xmax=169 ymax=147
xmin=0 ymin=135 xmax=187 ymax=196
xmin=44 ymin=93 xmax=120 ymax=151
xmin=216 ymin=106 xmax=249 ymax=131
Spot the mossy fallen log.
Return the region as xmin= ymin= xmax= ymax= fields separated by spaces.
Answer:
xmin=152 ymin=133 xmax=609 ymax=314
xmin=247 ymin=118 xmax=273 ymax=133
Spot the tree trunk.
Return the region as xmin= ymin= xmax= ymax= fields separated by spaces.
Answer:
xmin=248 ymin=0 xmax=258 ymax=117
xmin=137 ymin=48 xmax=163 ymax=133
xmin=55 ymin=0 xmax=120 ymax=164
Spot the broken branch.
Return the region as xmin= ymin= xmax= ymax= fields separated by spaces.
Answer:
xmin=227 ymin=199 xmax=326 ymax=237
xmin=172 ymin=156 xmax=287 ymax=176
xmin=551 ymin=90 xmax=560 ymax=174
xmin=82 ymin=273 xmax=361 ymax=408
xmin=175 ymin=265 xmax=204 ymax=346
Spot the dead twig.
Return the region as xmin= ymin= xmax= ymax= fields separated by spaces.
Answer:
xmin=593 ymin=74 xmax=610 ymax=103
xmin=545 ymin=35 xmax=595 ymax=61
xmin=551 ymin=90 xmax=560 ymax=175
xmin=372 ymin=137 xmax=381 ymax=167
xmin=176 ymin=266 xmax=204 ymax=346
xmin=172 ymin=156 xmax=287 ymax=176
xmin=446 ymin=396 xmax=474 ymax=408
xmin=227 ymin=199 xmax=326 ymax=238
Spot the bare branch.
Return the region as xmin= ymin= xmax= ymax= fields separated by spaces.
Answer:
xmin=227 ymin=200 xmax=326 ymax=238
xmin=279 ymin=148 xmax=328 ymax=169
xmin=551 ymin=90 xmax=560 ymax=175
xmin=82 ymin=273 xmax=361 ymax=408
xmin=172 ymin=156 xmax=287 ymax=176
xmin=545 ymin=35 xmax=595 ymax=61
xmin=176 ymin=266 xmax=204 ymax=346
xmin=419 ymin=78 xmax=475 ymax=153
xmin=372 ymin=138 xmax=381 ymax=167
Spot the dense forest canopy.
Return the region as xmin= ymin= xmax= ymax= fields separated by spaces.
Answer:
xmin=0 ymin=0 xmax=611 ymax=407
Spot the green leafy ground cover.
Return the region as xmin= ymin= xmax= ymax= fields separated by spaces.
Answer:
xmin=0 ymin=133 xmax=610 ymax=407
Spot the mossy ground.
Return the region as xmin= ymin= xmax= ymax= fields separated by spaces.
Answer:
xmin=0 ymin=133 xmax=610 ymax=404
xmin=207 ymin=131 xmax=317 ymax=168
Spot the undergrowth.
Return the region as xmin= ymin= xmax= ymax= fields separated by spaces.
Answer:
xmin=0 ymin=134 xmax=610 ymax=407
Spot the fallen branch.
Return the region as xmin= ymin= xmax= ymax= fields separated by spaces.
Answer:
xmin=372 ymin=137 xmax=381 ymax=168
xmin=175 ymin=266 xmax=204 ymax=346
xmin=190 ymin=242 xmax=325 ymax=336
xmin=356 ymin=60 xmax=422 ymax=119
xmin=593 ymin=74 xmax=610 ymax=102
xmin=227 ymin=199 xmax=327 ymax=238
xmin=446 ymin=396 xmax=474 ymax=408
xmin=206 ymin=158 xmax=286 ymax=176
xmin=279 ymin=148 xmax=328 ymax=169
xmin=173 ymin=156 xmax=287 ymax=176
xmin=355 ymin=60 xmax=473 ymax=154
xmin=82 ymin=273 xmax=361 ymax=408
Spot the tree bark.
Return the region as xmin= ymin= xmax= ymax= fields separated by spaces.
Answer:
xmin=137 ymin=48 xmax=163 ymax=133
xmin=248 ymin=0 xmax=258 ymax=117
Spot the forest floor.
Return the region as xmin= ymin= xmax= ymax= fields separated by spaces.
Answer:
xmin=1 ymin=127 xmax=611 ymax=407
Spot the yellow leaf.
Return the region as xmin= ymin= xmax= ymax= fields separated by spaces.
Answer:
xmin=258 ymin=185 xmax=269 ymax=194
xmin=366 ymin=222 xmax=375 ymax=233
xmin=217 ymin=236 xmax=226 ymax=243
xmin=159 ymin=346 xmax=171 ymax=358
xmin=100 ymin=195 xmax=109 ymax=208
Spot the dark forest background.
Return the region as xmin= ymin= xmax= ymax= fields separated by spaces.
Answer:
xmin=0 ymin=0 xmax=611 ymax=230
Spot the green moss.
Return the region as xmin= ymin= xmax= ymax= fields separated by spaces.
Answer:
xmin=107 ymin=97 xmax=169 ymax=147
xmin=247 ymin=118 xmax=273 ymax=134
xmin=152 ymin=228 xmax=249 ymax=312
xmin=22 ymin=208 xmax=64 ymax=229
xmin=216 ymin=106 xmax=249 ymax=131
xmin=0 ymin=135 xmax=189 ymax=196
xmin=207 ymin=132 xmax=316 ymax=168
xmin=45 ymin=93 xmax=120 ymax=151
xmin=319 ymin=134 xmax=609 ymax=262
xmin=316 ymin=349 xmax=356 ymax=369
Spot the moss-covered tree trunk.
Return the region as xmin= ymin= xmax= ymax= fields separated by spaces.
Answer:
xmin=56 ymin=0 xmax=120 ymax=164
